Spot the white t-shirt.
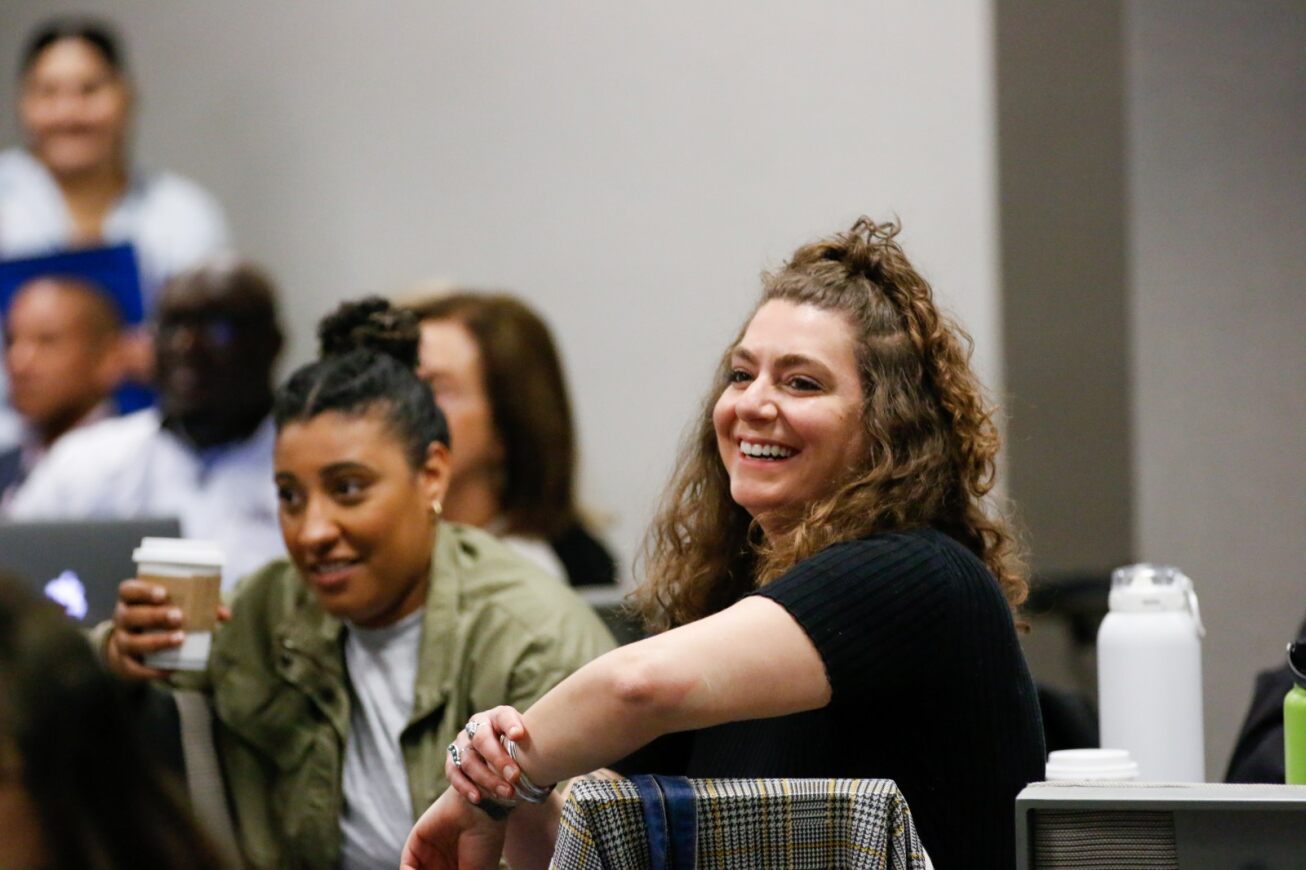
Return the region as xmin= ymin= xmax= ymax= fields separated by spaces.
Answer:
xmin=0 ymin=147 xmax=231 ymax=447
xmin=0 ymin=147 xmax=230 ymax=300
xmin=5 ymin=409 xmax=283 ymax=589
xmin=340 ymin=609 xmax=424 ymax=870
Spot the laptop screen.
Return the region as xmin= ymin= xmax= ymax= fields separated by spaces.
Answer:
xmin=0 ymin=518 xmax=183 ymax=624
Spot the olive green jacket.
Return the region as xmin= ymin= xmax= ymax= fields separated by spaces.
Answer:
xmin=203 ymin=523 xmax=615 ymax=869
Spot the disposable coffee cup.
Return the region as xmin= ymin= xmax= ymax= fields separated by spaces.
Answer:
xmin=1045 ymin=748 xmax=1140 ymax=782
xmin=135 ymin=537 xmax=224 ymax=671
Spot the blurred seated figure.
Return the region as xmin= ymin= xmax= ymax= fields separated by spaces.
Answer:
xmin=0 ymin=275 xmax=126 ymax=502
xmin=0 ymin=575 xmax=223 ymax=869
xmin=405 ymin=291 xmax=617 ymax=588
xmin=9 ymin=258 xmax=284 ymax=588
xmin=1226 ymin=611 xmax=1306 ymax=783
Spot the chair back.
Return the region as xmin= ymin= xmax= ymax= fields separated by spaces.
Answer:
xmin=551 ymin=776 xmax=930 ymax=869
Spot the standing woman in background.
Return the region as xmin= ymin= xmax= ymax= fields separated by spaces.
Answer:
xmin=405 ymin=219 xmax=1046 ymax=870
xmin=0 ymin=16 xmax=230 ymax=295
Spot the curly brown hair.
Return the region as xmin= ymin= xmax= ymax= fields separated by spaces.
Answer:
xmin=634 ymin=217 xmax=1026 ymax=631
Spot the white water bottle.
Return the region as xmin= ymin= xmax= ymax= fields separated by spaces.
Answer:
xmin=1096 ymin=563 xmax=1205 ymax=782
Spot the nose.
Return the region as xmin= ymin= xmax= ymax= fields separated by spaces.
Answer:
xmin=295 ymin=494 xmax=340 ymax=552
xmin=735 ymin=375 xmax=778 ymax=424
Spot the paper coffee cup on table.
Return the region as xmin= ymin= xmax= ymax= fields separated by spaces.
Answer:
xmin=1045 ymin=748 xmax=1140 ymax=782
xmin=135 ymin=538 xmax=224 ymax=672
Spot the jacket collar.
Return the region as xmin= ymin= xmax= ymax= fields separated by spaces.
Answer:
xmin=272 ymin=524 xmax=465 ymax=728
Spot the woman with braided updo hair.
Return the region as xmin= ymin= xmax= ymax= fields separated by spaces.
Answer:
xmin=406 ymin=219 xmax=1045 ymax=870
xmin=103 ymin=297 xmax=613 ymax=869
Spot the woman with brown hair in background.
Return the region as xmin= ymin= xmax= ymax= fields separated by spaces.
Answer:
xmin=403 ymin=218 xmax=1045 ymax=869
xmin=406 ymin=292 xmax=616 ymax=589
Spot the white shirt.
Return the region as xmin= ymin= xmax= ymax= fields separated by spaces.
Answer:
xmin=0 ymin=147 xmax=231 ymax=447
xmin=0 ymin=147 xmax=230 ymax=302
xmin=6 ymin=408 xmax=283 ymax=589
xmin=340 ymin=609 xmax=424 ymax=870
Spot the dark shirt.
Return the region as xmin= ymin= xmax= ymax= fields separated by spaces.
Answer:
xmin=1225 ymin=613 xmax=1306 ymax=783
xmin=0 ymin=445 xmax=24 ymax=502
xmin=617 ymin=529 xmax=1046 ymax=869
xmin=550 ymin=522 xmax=617 ymax=587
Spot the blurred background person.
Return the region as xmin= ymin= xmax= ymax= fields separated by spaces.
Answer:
xmin=103 ymin=297 xmax=612 ymax=869
xmin=0 ymin=15 xmax=228 ymax=297
xmin=405 ymin=291 xmax=617 ymax=590
xmin=8 ymin=258 xmax=284 ymax=588
xmin=0 ymin=15 xmax=231 ymax=448
xmin=0 ymin=274 xmax=126 ymax=503
xmin=0 ymin=575 xmax=225 ymax=869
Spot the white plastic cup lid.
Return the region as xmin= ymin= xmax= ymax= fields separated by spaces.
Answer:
xmin=1045 ymin=748 xmax=1140 ymax=782
xmin=132 ymin=537 xmax=225 ymax=569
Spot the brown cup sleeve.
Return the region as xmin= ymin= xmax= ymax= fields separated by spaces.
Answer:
xmin=137 ymin=573 xmax=222 ymax=632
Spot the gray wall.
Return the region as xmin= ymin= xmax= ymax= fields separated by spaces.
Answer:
xmin=997 ymin=0 xmax=1133 ymax=578
xmin=999 ymin=0 xmax=1306 ymax=776
xmin=1127 ymin=0 xmax=1306 ymax=777
xmin=0 ymin=1 xmax=1002 ymax=573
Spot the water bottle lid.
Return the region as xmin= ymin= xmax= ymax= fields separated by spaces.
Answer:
xmin=1045 ymin=748 xmax=1140 ymax=782
xmin=1108 ymin=563 xmax=1204 ymax=636
xmin=1289 ymin=641 xmax=1306 ymax=689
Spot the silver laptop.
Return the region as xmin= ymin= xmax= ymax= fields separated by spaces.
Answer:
xmin=0 ymin=517 xmax=182 ymax=624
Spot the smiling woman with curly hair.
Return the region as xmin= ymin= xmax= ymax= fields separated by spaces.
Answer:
xmin=407 ymin=218 xmax=1045 ymax=870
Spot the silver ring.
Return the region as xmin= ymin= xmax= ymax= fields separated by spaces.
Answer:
xmin=447 ymin=742 xmax=463 ymax=768
xmin=465 ymin=719 xmax=480 ymax=739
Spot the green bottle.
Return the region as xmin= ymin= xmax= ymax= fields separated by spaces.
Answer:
xmin=1286 ymin=641 xmax=1306 ymax=785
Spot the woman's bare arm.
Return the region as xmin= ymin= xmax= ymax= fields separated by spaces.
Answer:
xmin=468 ymin=595 xmax=829 ymax=789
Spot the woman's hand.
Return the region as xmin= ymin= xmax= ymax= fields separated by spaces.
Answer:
xmin=401 ymin=786 xmax=507 ymax=870
xmin=446 ymin=705 xmax=529 ymax=805
xmin=104 ymin=578 xmax=229 ymax=680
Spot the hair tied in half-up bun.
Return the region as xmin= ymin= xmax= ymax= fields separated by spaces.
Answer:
xmin=317 ymin=296 xmax=420 ymax=370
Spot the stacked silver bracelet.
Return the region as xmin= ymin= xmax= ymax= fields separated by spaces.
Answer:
xmin=501 ymin=734 xmax=556 ymax=803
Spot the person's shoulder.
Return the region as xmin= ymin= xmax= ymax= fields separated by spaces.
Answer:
xmin=810 ymin=527 xmax=992 ymax=588
xmin=444 ymin=523 xmax=612 ymax=636
xmin=446 ymin=523 xmax=569 ymax=598
xmin=57 ymin=409 xmax=161 ymax=459
xmin=213 ymin=558 xmax=306 ymax=653
xmin=0 ymin=147 xmax=25 ymax=177
xmin=138 ymin=169 xmax=224 ymax=216
xmin=12 ymin=411 xmax=160 ymax=500
xmin=133 ymin=168 xmax=230 ymax=252
xmin=0 ymin=147 xmax=40 ymax=184
xmin=226 ymin=557 xmax=304 ymax=615
xmin=819 ymin=527 xmax=956 ymax=563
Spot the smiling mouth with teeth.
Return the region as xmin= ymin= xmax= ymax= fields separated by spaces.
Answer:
xmin=739 ymin=440 xmax=796 ymax=460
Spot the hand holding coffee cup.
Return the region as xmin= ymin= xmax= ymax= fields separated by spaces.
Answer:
xmin=106 ymin=538 xmax=225 ymax=679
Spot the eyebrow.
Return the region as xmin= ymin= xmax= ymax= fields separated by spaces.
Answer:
xmin=319 ymin=461 xmax=373 ymax=477
xmin=731 ymin=347 xmax=836 ymax=377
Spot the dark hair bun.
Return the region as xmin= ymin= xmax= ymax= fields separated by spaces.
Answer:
xmin=317 ymin=296 xmax=420 ymax=369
